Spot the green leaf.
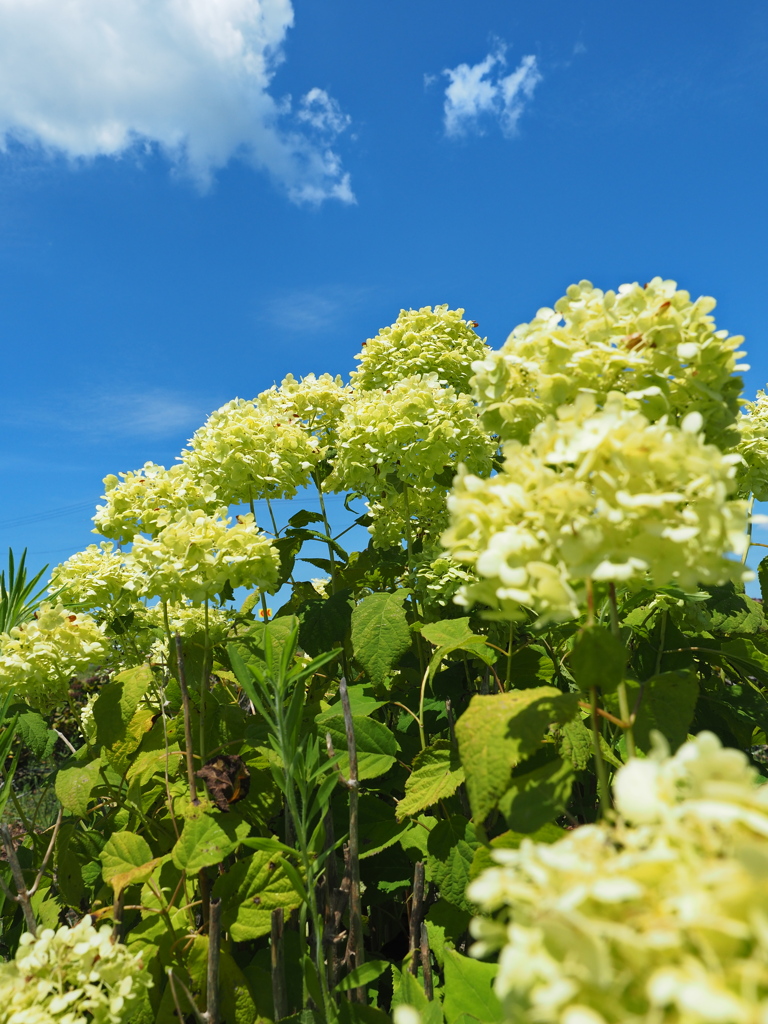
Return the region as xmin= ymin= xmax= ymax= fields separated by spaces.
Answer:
xmin=358 ymin=794 xmax=410 ymax=859
xmin=425 ymin=899 xmax=472 ymax=967
xmin=299 ymin=589 xmax=353 ymax=657
xmin=396 ymin=740 xmax=465 ymax=821
xmin=704 ymin=581 xmax=765 ymax=634
xmin=288 ymin=509 xmax=325 ymax=529
xmin=93 ymin=663 xmax=153 ymax=746
xmin=242 ymin=616 xmax=300 ymax=666
xmin=334 ymin=959 xmax=390 ymax=992
xmin=213 ymin=849 xmax=303 ymax=941
xmin=421 ymin=617 xmax=495 ymax=678
xmin=571 ymin=626 xmax=627 ymax=693
xmin=498 ymin=751 xmax=573 ymax=833
xmin=316 ymin=685 xmax=387 ymax=724
xmin=172 ymin=814 xmax=251 ymax=874
xmin=443 ymin=948 xmax=503 ymax=1024
xmin=630 ymin=670 xmax=699 ymax=753
xmin=559 ymin=717 xmax=593 ymax=771
xmin=11 ymin=706 xmax=56 ymax=760
xmin=759 ymin=556 xmax=768 ymax=606
xmin=55 ymin=759 xmax=102 ymax=817
xmin=92 ymin=663 xmax=155 ymax=771
xmin=506 ymin=644 xmax=555 ymax=688
xmin=339 ymin=1004 xmax=392 ymax=1024
xmin=420 ymin=617 xmax=481 ymax=649
xmin=456 ymin=687 xmax=579 ymax=822
xmin=100 ymin=831 xmax=163 ymax=895
xmin=426 ymin=815 xmax=479 ymax=912
xmin=351 ymin=591 xmax=412 ymax=687
xmin=324 ymin=714 xmax=397 ymax=780
xmin=391 ymin=967 xmax=443 ymax=1024
xmin=720 ymin=637 xmax=768 ymax=686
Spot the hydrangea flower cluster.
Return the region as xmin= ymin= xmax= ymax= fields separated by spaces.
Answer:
xmin=0 ymin=916 xmax=150 ymax=1024
xmin=181 ymin=395 xmax=320 ymax=505
xmin=129 ymin=509 xmax=280 ymax=604
xmin=351 ymin=305 xmax=489 ymax=393
xmin=735 ymin=389 xmax=768 ymax=501
xmin=0 ymin=603 xmax=109 ymax=709
xmin=442 ymin=392 xmax=749 ymax=624
xmin=260 ymin=372 xmax=351 ymax=447
xmin=364 ymin=486 xmax=452 ymax=549
xmin=468 ymin=732 xmax=768 ymax=1024
xmin=471 ymin=278 xmax=748 ymax=449
xmin=330 ymin=374 xmax=495 ymax=495
xmin=49 ymin=543 xmax=141 ymax=610
xmin=93 ymin=462 xmax=219 ymax=544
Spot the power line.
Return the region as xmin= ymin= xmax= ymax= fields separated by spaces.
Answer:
xmin=0 ymin=491 xmax=357 ymax=533
xmin=0 ymin=500 xmax=98 ymax=531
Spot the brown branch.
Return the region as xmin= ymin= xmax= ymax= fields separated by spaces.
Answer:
xmin=207 ymin=897 xmax=221 ymax=1024
xmin=409 ymin=861 xmax=425 ymax=976
xmin=420 ymin=921 xmax=433 ymax=1000
xmin=0 ymin=823 xmax=36 ymax=935
xmin=577 ymin=701 xmax=630 ymax=729
xmin=29 ymin=807 xmax=63 ymax=898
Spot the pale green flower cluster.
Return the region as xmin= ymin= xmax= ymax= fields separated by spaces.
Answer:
xmin=469 ymin=732 xmax=768 ymax=1024
xmin=49 ymin=543 xmax=141 ymax=610
xmin=130 ymin=509 xmax=280 ymax=604
xmin=93 ymin=462 xmax=219 ymax=544
xmin=141 ymin=601 xmax=233 ymax=666
xmin=351 ymin=305 xmax=489 ymax=393
xmin=0 ymin=603 xmax=109 ymax=709
xmin=181 ymin=394 xmax=320 ymax=504
xmin=443 ymin=392 xmax=748 ymax=624
xmin=472 ymin=278 xmax=748 ymax=448
xmin=260 ymin=372 xmax=351 ymax=446
xmin=414 ymin=552 xmax=477 ymax=609
xmin=330 ymin=374 xmax=494 ymax=495
xmin=736 ymin=389 xmax=768 ymax=501
xmin=0 ymin=917 xmax=150 ymax=1024
xmin=143 ymin=600 xmax=231 ymax=640
xmin=365 ymin=486 xmax=451 ymax=549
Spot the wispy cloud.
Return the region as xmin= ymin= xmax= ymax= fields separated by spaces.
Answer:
xmin=441 ymin=43 xmax=542 ymax=138
xmin=89 ymin=389 xmax=207 ymax=440
xmin=263 ymin=286 xmax=370 ymax=333
xmin=4 ymin=387 xmax=212 ymax=442
xmin=0 ymin=0 xmax=353 ymax=203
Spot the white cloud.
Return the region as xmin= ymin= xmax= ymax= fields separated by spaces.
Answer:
xmin=263 ymin=285 xmax=369 ymax=333
xmin=4 ymin=385 xmax=211 ymax=441
xmin=296 ymin=88 xmax=351 ymax=135
xmin=0 ymin=0 xmax=354 ymax=203
xmin=442 ymin=45 xmax=542 ymax=138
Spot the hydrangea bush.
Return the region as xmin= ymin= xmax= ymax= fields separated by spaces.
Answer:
xmin=1 ymin=291 xmax=768 ymax=1024
xmin=469 ymin=732 xmax=768 ymax=1024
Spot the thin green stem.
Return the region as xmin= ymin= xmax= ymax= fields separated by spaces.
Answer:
xmin=265 ymin=496 xmax=280 ymax=538
xmin=271 ymin=673 xmax=336 ymax=1022
xmin=314 ymin=473 xmax=338 ymax=593
xmin=743 ymin=494 xmax=756 ymax=566
xmin=199 ymin=600 xmax=209 ymax=762
xmin=655 ymin=610 xmax=668 ymax=676
xmin=608 ymin=583 xmax=635 ymax=759
xmin=505 ymin=622 xmax=514 ymax=690
xmin=590 ymin=685 xmax=610 ymax=817
xmin=417 ymin=665 xmax=430 ymax=750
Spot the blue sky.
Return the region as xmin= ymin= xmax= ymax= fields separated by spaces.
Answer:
xmin=0 ymin=0 xmax=767 ymax=583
